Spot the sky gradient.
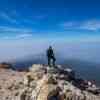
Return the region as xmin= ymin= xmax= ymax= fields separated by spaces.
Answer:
xmin=0 ymin=0 xmax=100 ymax=62
xmin=0 ymin=0 xmax=100 ymax=41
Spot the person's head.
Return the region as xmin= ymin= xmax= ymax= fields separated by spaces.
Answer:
xmin=49 ymin=46 xmax=52 ymax=49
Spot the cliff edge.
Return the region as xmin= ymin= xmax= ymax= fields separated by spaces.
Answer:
xmin=0 ymin=64 xmax=100 ymax=100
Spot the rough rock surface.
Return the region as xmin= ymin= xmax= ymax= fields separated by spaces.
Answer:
xmin=0 ymin=64 xmax=100 ymax=100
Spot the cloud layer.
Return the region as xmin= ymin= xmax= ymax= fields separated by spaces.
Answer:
xmin=61 ymin=20 xmax=100 ymax=31
xmin=0 ymin=10 xmax=100 ymax=40
xmin=0 ymin=26 xmax=34 ymax=39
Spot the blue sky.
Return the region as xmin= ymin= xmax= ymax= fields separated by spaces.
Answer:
xmin=0 ymin=0 xmax=100 ymax=41
xmin=0 ymin=0 xmax=100 ymax=62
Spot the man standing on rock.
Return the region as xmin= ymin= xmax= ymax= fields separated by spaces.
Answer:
xmin=47 ymin=46 xmax=56 ymax=67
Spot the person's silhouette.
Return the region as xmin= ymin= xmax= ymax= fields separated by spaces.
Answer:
xmin=47 ymin=46 xmax=56 ymax=66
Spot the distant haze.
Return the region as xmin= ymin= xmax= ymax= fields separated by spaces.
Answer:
xmin=0 ymin=40 xmax=100 ymax=64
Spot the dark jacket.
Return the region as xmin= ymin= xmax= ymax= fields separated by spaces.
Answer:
xmin=47 ymin=48 xmax=54 ymax=58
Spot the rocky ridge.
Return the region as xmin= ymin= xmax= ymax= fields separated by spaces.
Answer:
xmin=0 ymin=64 xmax=100 ymax=100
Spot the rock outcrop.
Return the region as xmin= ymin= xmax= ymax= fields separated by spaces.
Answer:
xmin=0 ymin=64 xmax=100 ymax=100
xmin=0 ymin=62 xmax=12 ymax=69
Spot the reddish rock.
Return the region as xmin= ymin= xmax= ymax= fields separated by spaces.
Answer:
xmin=0 ymin=62 xmax=12 ymax=69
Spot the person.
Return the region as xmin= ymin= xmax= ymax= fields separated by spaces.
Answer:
xmin=47 ymin=46 xmax=56 ymax=66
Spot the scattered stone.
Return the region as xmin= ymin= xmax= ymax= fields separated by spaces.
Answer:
xmin=47 ymin=74 xmax=57 ymax=84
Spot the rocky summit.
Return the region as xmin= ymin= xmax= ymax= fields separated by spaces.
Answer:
xmin=0 ymin=64 xmax=100 ymax=100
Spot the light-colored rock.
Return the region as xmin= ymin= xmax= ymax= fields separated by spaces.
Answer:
xmin=0 ymin=64 xmax=100 ymax=100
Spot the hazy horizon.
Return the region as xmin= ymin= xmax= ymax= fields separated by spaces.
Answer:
xmin=0 ymin=40 xmax=100 ymax=64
